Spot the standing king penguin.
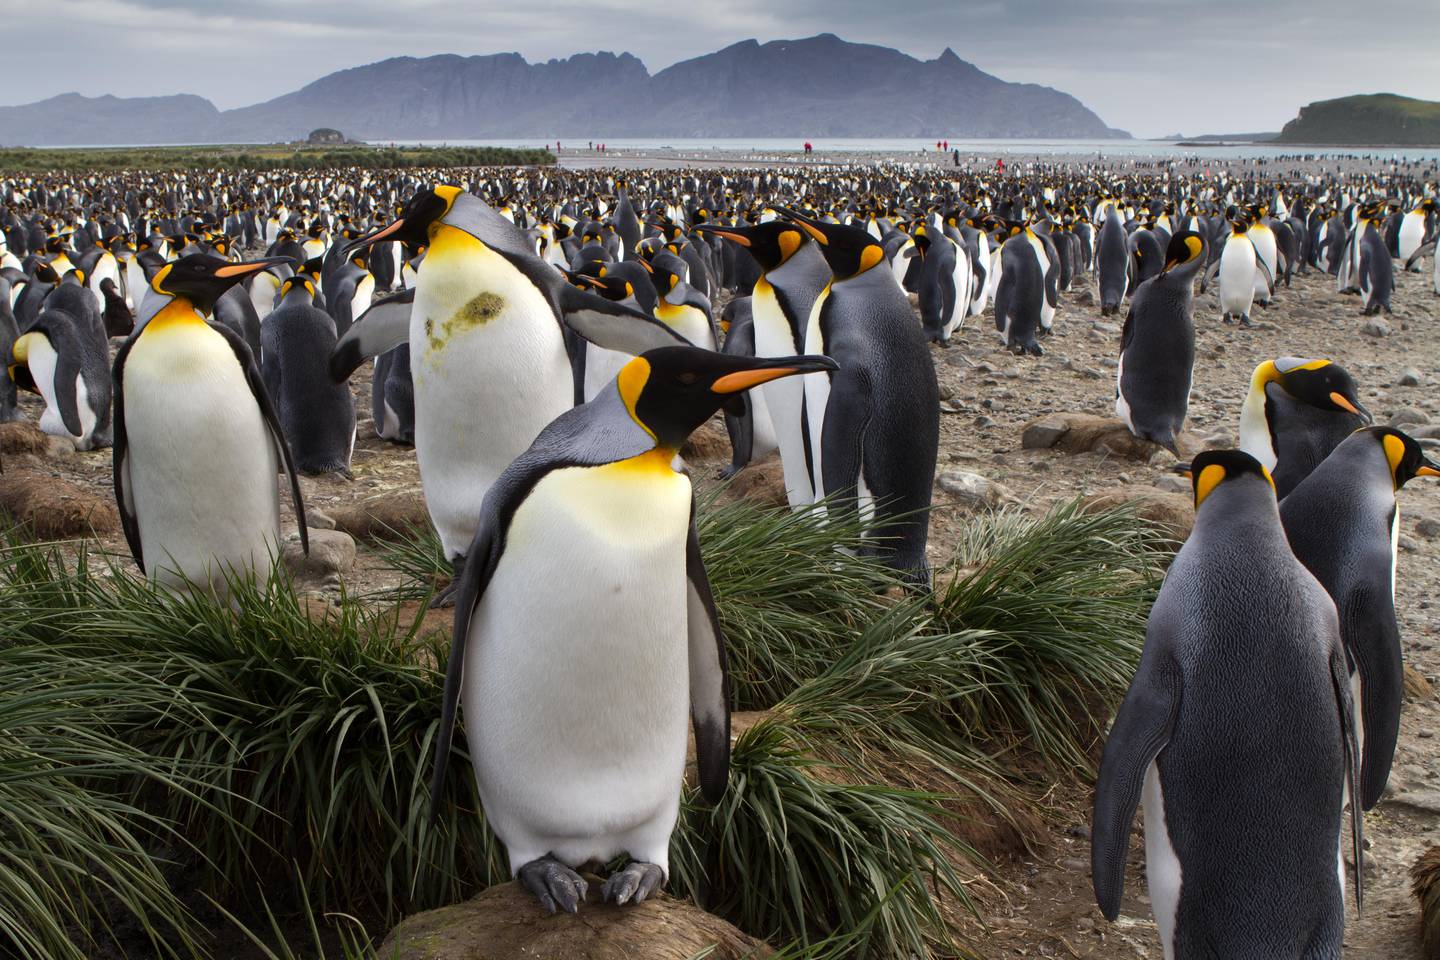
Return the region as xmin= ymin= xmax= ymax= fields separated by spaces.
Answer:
xmin=782 ymin=208 xmax=939 ymax=585
xmin=430 ymin=346 xmax=835 ymax=913
xmin=695 ymin=220 xmax=830 ymax=507
xmin=113 ymin=254 xmax=308 ymax=595
xmin=333 ymin=186 xmax=665 ymax=605
xmin=1116 ymin=232 xmax=1204 ymax=454
xmin=1281 ymin=427 xmax=1440 ymax=810
xmin=1093 ymin=449 xmax=1363 ymax=959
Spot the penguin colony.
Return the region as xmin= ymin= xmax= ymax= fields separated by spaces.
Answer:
xmin=2 ymin=153 xmax=1439 ymax=950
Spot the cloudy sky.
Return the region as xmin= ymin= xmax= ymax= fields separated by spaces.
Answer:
xmin=0 ymin=0 xmax=1434 ymax=138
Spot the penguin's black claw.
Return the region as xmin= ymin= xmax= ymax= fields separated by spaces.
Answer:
xmin=518 ymin=855 xmax=588 ymax=914
xmin=428 ymin=554 xmax=467 ymax=609
xmin=602 ymin=861 xmax=664 ymax=906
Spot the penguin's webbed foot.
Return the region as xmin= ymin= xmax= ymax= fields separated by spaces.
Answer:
xmin=518 ymin=855 xmax=588 ymax=914
xmin=602 ymin=861 xmax=664 ymax=906
xmin=1239 ymin=315 xmax=1254 ymax=328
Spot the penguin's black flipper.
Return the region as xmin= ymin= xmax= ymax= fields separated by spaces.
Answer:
xmin=1328 ymin=638 xmax=1365 ymax=914
xmin=329 ymin=287 xmax=414 ymax=382
xmin=209 ymin=321 xmax=308 ymax=557
xmin=1254 ymin=252 xmax=1275 ymax=296
xmin=1118 ymin=306 xmax=1135 ymax=355
xmin=111 ymin=335 xmax=145 ymax=572
xmin=819 ymin=368 xmax=872 ymax=525
xmin=686 ymin=501 xmax=730 ymax=804
xmin=1347 ymin=580 xmax=1403 ymax=812
xmin=51 ymin=341 xmax=86 ymax=439
xmin=1199 ymin=256 xmax=1222 ymax=294
xmin=1405 ymin=241 xmax=1435 ymax=272
xmin=558 ymin=283 xmax=691 ymax=355
xmin=1091 ymin=650 xmax=1178 ymax=922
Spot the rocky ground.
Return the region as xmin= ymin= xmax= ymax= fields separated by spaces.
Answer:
xmin=2 ymin=258 xmax=1437 ymax=957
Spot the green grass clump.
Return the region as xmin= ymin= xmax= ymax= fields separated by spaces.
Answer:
xmin=0 ymin=493 xmax=1160 ymax=959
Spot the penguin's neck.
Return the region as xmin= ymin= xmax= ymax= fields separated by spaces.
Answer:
xmin=146 ymin=295 xmax=206 ymax=333
xmin=1239 ymin=379 xmax=1279 ymax=469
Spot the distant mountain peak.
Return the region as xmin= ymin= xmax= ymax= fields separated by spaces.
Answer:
xmin=0 ymin=35 xmax=1128 ymax=146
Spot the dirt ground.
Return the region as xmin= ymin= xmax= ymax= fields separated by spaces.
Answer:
xmin=5 ymin=253 xmax=1438 ymax=957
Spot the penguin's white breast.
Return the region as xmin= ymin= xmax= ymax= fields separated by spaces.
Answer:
xmin=464 ymin=456 xmax=693 ymax=839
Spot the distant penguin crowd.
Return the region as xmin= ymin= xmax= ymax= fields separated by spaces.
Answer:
xmin=2 ymin=151 xmax=1438 ymax=947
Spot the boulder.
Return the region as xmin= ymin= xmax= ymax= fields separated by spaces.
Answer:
xmin=936 ymin=471 xmax=1015 ymax=509
xmin=0 ymin=459 xmax=120 ymax=539
xmin=329 ymin=492 xmax=430 ymax=542
xmin=1022 ymin=413 xmax=1196 ymax=462
xmin=379 ymin=880 xmax=770 ymax=960
xmin=723 ymin=453 xmax=788 ymax=508
xmin=283 ymin=528 xmax=356 ymax=586
xmin=1082 ymin=486 xmax=1194 ymax=544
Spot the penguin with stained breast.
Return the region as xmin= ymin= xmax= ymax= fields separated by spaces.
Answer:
xmin=781 ymin=208 xmax=939 ymax=585
xmin=332 ymin=186 xmax=676 ymax=606
xmin=428 ymin=345 xmax=836 ymax=913
xmin=260 ymin=276 xmax=357 ymax=477
xmin=1281 ymin=427 xmax=1440 ymax=812
xmin=9 ymin=281 xmax=113 ymax=450
xmin=695 ymin=220 xmax=831 ymax=508
xmin=1092 ymin=449 xmax=1363 ymax=959
xmin=1238 ymin=357 xmax=1372 ymax=499
xmin=1116 ymin=232 xmax=1204 ymax=455
xmin=717 ymin=296 xmax=779 ymax=476
xmin=113 ymin=254 xmax=309 ymax=596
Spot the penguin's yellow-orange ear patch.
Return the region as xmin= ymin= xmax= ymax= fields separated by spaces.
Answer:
xmin=150 ymin=262 xmax=173 ymax=294
xmin=1193 ymin=463 xmax=1227 ymax=507
xmin=617 ymin=357 xmax=654 ymax=438
xmin=1383 ymin=433 xmax=1407 ymax=479
xmin=778 ymin=229 xmax=801 ymax=261
xmin=1260 ymin=465 xmax=1276 ymax=492
xmin=1184 ymin=235 xmax=1202 ymax=261
xmin=858 ymin=245 xmax=884 ymax=274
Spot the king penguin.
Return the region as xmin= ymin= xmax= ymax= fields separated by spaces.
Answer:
xmin=1092 ymin=449 xmax=1363 ymax=959
xmin=113 ymin=254 xmax=308 ymax=596
xmin=695 ymin=219 xmax=830 ymax=508
xmin=9 ymin=280 xmax=113 ymax=450
xmin=332 ymin=186 xmax=672 ymax=605
xmin=260 ymin=276 xmax=357 ymax=476
xmin=1115 ymin=231 xmax=1204 ymax=455
xmin=1238 ymin=357 xmax=1371 ymax=499
xmin=781 ymin=208 xmax=940 ymax=585
xmin=1281 ymin=427 xmax=1440 ymax=810
xmin=429 ymin=345 xmax=835 ymax=913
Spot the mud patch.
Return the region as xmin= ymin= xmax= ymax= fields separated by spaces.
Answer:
xmin=423 ymin=292 xmax=505 ymax=352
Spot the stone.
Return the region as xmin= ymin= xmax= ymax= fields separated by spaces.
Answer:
xmin=283 ymin=528 xmax=356 ymax=582
xmin=1153 ymin=474 xmax=1191 ymax=495
xmin=307 ymin=508 xmax=337 ymax=531
xmin=680 ymin=418 xmax=730 ymax=462
xmin=1082 ymin=487 xmax=1194 ymax=544
xmin=1416 ymin=518 xmax=1440 ymax=540
xmin=937 ymin=471 xmax=1014 ymax=509
xmin=1020 ymin=414 xmax=1070 ymax=450
xmin=1390 ymin=407 xmax=1432 ymax=427
xmin=1361 ymin=318 xmax=1390 ymax=338
xmin=378 ymin=880 xmax=771 ymax=960
xmin=1405 ymin=665 xmax=1434 ymax=700
xmin=329 ymin=492 xmax=430 ymax=541
xmin=723 ymin=452 xmax=788 ymax=508
xmin=1021 ymin=413 xmax=1196 ymax=462
xmin=0 ymin=459 xmax=120 ymax=539
xmin=1399 ymin=367 xmax=1424 ymax=387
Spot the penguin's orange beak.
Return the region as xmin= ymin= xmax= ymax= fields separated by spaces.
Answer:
xmin=1328 ymin=392 xmax=1362 ymax=415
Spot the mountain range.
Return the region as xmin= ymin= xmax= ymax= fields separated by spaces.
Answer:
xmin=0 ymin=35 xmax=1129 ymax=146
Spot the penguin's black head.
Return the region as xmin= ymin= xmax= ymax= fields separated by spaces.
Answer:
xmin=566 ymin=271 xmax=633 ymax=303
xmin=1263 ymin=358 xmax=1371 ymax=421
xmin=1370 ymin=427 xmax=1440 ymax=489
xmin=616 ymin=346 xmax=837 ymax=450
xmin=280 ymin=275 xmax=316 ymax=299
xmin=1187 ymin=449 xmax=1275 ymax=509
xmin=151 ymin=254 xmax=290 ymax=314
xmin=777 ymin=208 xmax=885 ymax=281
xmin=1160 ymin=231 xmax=1205 ymax=275
xmin=693 ymin=221 xmax=808 ymax=272
xmin=344 ymin=187 xmax=452 ymax=254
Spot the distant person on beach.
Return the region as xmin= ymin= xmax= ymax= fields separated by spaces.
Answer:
xmin=953 ymin=148 xmax=960 ymax=166
xmin=804 ymin=141 xmax=812 ymax=155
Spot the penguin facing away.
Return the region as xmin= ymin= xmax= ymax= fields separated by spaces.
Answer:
xmin=1092 ymin=449 xmax=1363 ymax=959
xmin=1280 ymin=427 xmax=1440 ymax=810
xmin=260 ymin=276 xmax=357 ymax=476
xmin=1116 ymin=231 xmax=1204 ymax=455
xmin=113 ymin=254 xmax=309 ymax=596
xmin=430 ymin=346 xmax=835 ymax=913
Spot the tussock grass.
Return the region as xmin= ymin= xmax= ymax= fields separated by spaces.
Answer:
xmin=0 ymin=494 xmax=1160 ymax=958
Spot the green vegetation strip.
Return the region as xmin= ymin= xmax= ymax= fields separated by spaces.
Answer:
xmin=0 ymin=144 xmax=555 ymax=173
